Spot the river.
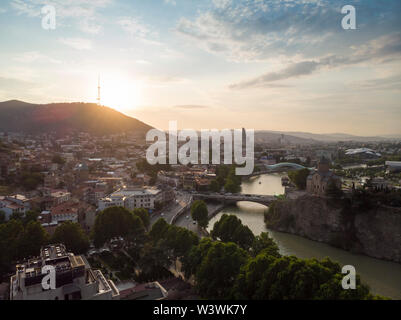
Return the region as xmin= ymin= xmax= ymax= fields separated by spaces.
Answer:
xmin=207 ymin=173 xmax=401 ymax=299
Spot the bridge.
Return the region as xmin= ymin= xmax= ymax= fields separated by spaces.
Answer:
xmin=247 ymin=162 xmax=312 ymax=177
xmin=192 ymin=192 xmax=277 ymax=206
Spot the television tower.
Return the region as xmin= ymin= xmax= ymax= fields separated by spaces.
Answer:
xmin=97 ymin=75 xmax=101 ymax=105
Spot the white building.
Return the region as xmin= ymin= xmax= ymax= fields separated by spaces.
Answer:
xmin=10 ymin=244 xmax=120 ymax=300
xmin=98 ymin=187 xmax=162 ymax=211
xmin=0 ymin=195 xmax=31 ymax=220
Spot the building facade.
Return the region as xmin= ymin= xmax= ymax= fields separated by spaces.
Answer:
xmin=306 ymin=158 xmax=342 ymax=196
xmin=10 ymin=244 xmax=120 ymax=300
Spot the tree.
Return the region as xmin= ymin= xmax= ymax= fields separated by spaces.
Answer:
xmin=251 ymin=232 xmax=281 ymax=258
xmin=133 ymin=208 xmax=150 ymax=230
xmin=288 ymin=168 xmax=310 ymax=190
xmin=326 ymin=180 xmax=343 ymax=198
xmin=23 ymin=210 xmax=39 ymax=225
xmin=93 ymin=206 xmax=145 ymax=248
xmin=195 ymin=241 xmax=248 ymax=299
xmin=0 ymin=219 xmax=24 ymax=276
xmin=19 ymin=221 xmax=49 ymax=258
xmin=10 ymin=211 xmax=24 ymax=221
xmin=211 ymin=214 xmax=254 ymax=250
xmin=232 ymin=254 xmax=378 ymax=300
xmin=0 ymin=211 xmax=5 ymax=224
xmin=149 ymin=218 xmax=170 ymax=243
xmin=182 ymin=238 xmax=214 ymax=279
xmin=224 ymin=166 xmax=242 ymax=193
xmin=52 ymin=221 xmax=90 ymax=254
xmin=165 ymin=225 xmax=199 ymax=260
xmin=209 ymin=179 xmax=220 ymax=192
xmin=191 ymin=200 xmax=209 ymax=229
xmin=52 ymin=155 xmax=65 ymax=165
xmin=20 ymin=172 xmax=44 ymax=191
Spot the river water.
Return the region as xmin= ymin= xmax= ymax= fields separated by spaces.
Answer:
xmin=208 ymin=173 xmax=401 ymax=299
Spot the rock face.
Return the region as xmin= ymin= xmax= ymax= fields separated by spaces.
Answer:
xmin=265 ymin=195 xmax=401 ymax=263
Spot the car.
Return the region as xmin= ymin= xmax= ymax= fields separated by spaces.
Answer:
xmin=193 ymin=220 xmax=197 ymax=225
xmin=161 ymin=213 xmax=165 ymax=216
xmin=186 ymin=215 xmax=189 ymax=219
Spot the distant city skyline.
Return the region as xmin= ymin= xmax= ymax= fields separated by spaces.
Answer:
xmin=0 ymin=0 xmax=400 ymax=135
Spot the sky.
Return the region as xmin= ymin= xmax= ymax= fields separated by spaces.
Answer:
xmin=0 ymin=0 xmax=400 ymax=135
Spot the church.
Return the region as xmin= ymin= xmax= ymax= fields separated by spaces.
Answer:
xmin=306 ymin=157 xmax=342 ymax=196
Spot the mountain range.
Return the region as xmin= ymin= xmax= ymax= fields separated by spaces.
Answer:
xmin=0 ymin=100 xmax=152 ymax=136
xmin=0 ymin=100 xmax=398 ymax=143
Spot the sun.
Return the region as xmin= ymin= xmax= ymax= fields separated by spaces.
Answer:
xmin=100 ymin=75 xmax=142 ymax=113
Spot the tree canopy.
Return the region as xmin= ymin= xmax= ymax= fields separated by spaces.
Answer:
xmin=211 ymin=214 xmax=254 ymax=250
xmin=191 ymin=200 xmax=209 ymax=228
xmin=52 ymin=221 xmax=90 ymax=254
xmin=133 ymin=208 xmax=150 ymax=230
xmin=288 ymin=168 xmax=310 ymax=190
xmin=93 ymin=206 xmax=146 ymax=248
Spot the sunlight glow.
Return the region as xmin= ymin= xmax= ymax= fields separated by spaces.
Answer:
xmin=100 ymin=75 xmax=142 ymax=112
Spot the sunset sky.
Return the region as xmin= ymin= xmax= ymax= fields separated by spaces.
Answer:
xmin=0 ymin=0 xmax=400 ymax=135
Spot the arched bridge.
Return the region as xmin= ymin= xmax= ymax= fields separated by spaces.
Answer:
xmin=192 ymin=193 xmax=277 ymax=206
xmin=247 ymin=162 xmax=312 ymax=177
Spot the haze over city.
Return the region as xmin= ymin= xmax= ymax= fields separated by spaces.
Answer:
xmin=0 ymin=0 xmax=400 ymax=135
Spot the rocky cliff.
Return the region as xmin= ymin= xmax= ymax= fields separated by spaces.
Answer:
xmin=265 ymin=195 xmax=401 ymax=263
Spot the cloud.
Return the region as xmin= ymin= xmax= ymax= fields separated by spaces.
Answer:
xmin=117 ymin=17 xmax=154 ymax=40
xmin=13 ymin=51 xmax=61 ymax=64
xmin=10 ymin=0 xmax=112 ymax=33
xmin=175 ymin=0 xmax=401 ymax=62
xmin=231 ymin=33 xmax=401 ymax=89
xmin=58 ymin=37 xmax=93 ymax=50
xmin=350 ymin=75 xmax=401 ymax=92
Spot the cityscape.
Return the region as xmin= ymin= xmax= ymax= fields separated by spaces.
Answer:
xmin=0 ymin=0 xmax=400 ymax=308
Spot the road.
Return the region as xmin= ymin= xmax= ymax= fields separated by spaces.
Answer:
xmin=175 ymin=202 xmax=224 ymax=236
xmin=150 ymin=191 xmax=192 ymax=227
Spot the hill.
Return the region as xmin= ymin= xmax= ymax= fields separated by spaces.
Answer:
xmin=0 ymin=100 xmax=152 ymax=135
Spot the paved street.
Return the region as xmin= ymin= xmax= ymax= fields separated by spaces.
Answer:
xmin=150 ymin=191 xmax=192 ymax=227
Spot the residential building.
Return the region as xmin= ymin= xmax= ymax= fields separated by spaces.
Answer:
xmin=10 ymin=244 xmax=120 ymax=300
xmin=98 ymin=187 xmax=162 ymax=211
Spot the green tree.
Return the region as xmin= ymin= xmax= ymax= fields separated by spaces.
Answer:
xmin=52 ymin=155 xmax=66 ymax=165
xmin=149 ymin=218 xmax=170 ymax=243
xmin=182 ymin=237 xmax=214 ymax=279
xmin=52 ymin=221 xmax=90 ymax=254
xmin=288 ymin=168 xmax=310 ymax=190
xmin=211 ymin=214 xmax=254 ymax=250
xmin=209 ymin=179 xmax=220 ymax=192
xmin=232 ymin=254 xmax=378 ymax=300
xmin=19 ymin=221 xmax=49 ymax=258
xmin=23 ymin=210 xmax=39 ymax=225
xmin=93 ymin=206 xmax=145 ymax=248
xmin=326 ymin=180 xmax=343 ymax=198
xmin=196 ymin=241 xmax=248 ymax=299
xmin=251 ymin=232 xmax=281 ymax=258
xmin=132 ymin=208 xmax=150 ymax=229
xmin=191 ymin=200 xmax=209 ymax=228
xmin=0 ymin=210 xmax=5 ymax=224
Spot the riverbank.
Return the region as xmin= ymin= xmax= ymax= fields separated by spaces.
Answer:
xmin=206 ymin=173 xmax=401 ymax=299
xmin=265 ymin=194 xmax=401 ymax=264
